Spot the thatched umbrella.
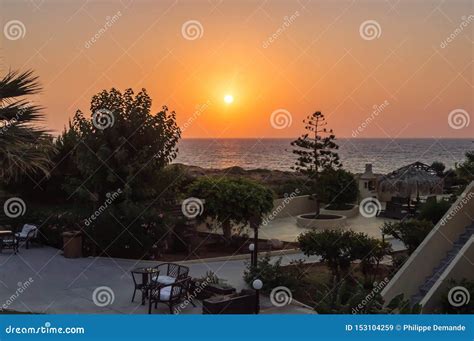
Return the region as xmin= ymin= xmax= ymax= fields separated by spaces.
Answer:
xmin=378 ymin=162 xmax=443 ymax=199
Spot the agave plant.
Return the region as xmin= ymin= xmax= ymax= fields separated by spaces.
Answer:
xmin=0 ymin=70 xmax=53 ymax=183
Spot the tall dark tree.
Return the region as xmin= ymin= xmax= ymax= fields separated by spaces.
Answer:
xmin=50 ymin=88 xmax=182 ymax=258
xmin=0 ymin=70 xmax=53 ymax=183
xmin=291 ymin=111 xmax=341 ymax=215
xmin=62 ymin=88 xmax=181 ymax=205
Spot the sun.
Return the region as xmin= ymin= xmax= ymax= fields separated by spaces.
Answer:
xmin=224 ymin=94 xmax=234 ymax=104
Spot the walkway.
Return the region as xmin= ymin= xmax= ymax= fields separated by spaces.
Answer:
xmin=0 ymin=246 xmax=315 ymax=314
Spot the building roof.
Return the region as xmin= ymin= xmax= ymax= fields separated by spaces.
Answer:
xmin=379 ymin=161 xmax=443 ymax=195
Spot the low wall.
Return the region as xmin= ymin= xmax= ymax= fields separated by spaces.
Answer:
xmin=381 ymin=182 xmax=474 ymax=304
xmin=264 ymin=195 xmax=315 ymax=220
xmin=321 ymin=205 xmax=359 ymax=218
xmin=296 ymin=214 xmax=347 ymax=229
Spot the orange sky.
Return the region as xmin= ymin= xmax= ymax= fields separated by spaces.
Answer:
xmin=2 ymin=0 xmax=473 ymax=138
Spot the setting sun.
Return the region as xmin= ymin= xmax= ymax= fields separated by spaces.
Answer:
xmin=224 ymin=94 xmax=234 ymax=104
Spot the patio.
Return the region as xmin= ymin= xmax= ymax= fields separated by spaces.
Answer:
xmin=0 ymin=246 xmax=315 ymax=314
xmin=257 ymin=214 xmax=406 ymax=252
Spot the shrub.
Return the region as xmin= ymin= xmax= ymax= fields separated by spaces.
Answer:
xmin=187 ymin=177 xmax=274 ymax=239
xmin=418 ymin=199 xmax=451 ymax=224
xmin=382 ymin=219 xmax=433 ymax=254
xmin=299 ymin=229 xmax=354 ymax=282
xmin=313 ymin=281 xmax=385 ymax=314
xmin=298 ymin=229 xmax=390 ymax=284
xmin=299 ymin=230 xmax=351 ymax=282
xmin=243 ymin=255 xmax=305 ymax=294
xmin=317 ymin=169 xmax=359 ymax=210
xmin=456 ymin=150 xmax=474 ymax=186
xmin=314 ymin=283 xmax=421 ymax=314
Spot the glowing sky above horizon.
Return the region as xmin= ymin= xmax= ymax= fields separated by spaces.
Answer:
xmin=2 ymin=0 xmax=473 ymax=138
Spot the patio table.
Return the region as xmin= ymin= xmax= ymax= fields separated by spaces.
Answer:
xmin=0 ymin=230 xmax=18 ymax=254
xmin=131 ymin=267 xmax=160 ymax=305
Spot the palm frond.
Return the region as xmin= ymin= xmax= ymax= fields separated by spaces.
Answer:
xmin=0 ymin=70 xmax=41 ymax=101
xmin=0 ymin=100 xmax=44 ymax=121
xmin=0 ymin=69 xmax=53 ymax=183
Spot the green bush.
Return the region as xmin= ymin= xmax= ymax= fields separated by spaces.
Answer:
xmin=382 ymin=219 xmax=433 ymax=254
xmin=317 ymin=169 xmax=359 ymax=210
xmin=456 ymin=150 xmax=474 ymax=186
xmin=243 ymin=255 xmax=305 ymax=294
xmin=188 ymin=177 xmax=274 ymax=239
xmin=25 ymin=201 xmax=169 ymax=259
xmin=418 ymin=199 xmax=451 ymax=225
xmin=298 ymin=229 xmax=389 ymax=284
xmin=314 ymin=282 xmax=421 ymax=314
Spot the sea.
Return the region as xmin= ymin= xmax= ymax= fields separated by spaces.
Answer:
xmin=174 ymin=138 xmax=473 ymax=174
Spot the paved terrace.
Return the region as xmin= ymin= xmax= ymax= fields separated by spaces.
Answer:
xmin=201 ymin=215 xmax=406 ymax=252
xmin=260 ymin=214 xmax=397 ymax=242
xmin=0 ymin=246 xmax=316 ymax=314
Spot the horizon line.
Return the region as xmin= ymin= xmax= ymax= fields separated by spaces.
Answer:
xmin=180 ymin=137 xmax=474 ymax=140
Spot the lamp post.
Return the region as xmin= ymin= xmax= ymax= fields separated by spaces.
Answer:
xmin=249 ymin=243 xmax=255 ymax=268
xmin=249 ymin=216 xmax=261 ymax=270
xmin=252 ymin=279 xmax=263 ymax=314
xmin=249 ymin=215 xmax=263 ymax=314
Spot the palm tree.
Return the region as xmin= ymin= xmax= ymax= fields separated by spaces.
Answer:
xmin=0 ymin=70 xmax=53 ymax=183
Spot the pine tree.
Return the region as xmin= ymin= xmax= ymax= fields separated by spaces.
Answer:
xmin=291 ymin=111 xmax=341 ymax=215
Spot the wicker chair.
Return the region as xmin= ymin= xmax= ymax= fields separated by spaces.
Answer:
xmin=148 ymin=277 xmax=191 ymax=314
xmin=15 ymin=224 xmax=39 ymax=249
xmin=152 ymin=263 xmax=189 ymax=285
